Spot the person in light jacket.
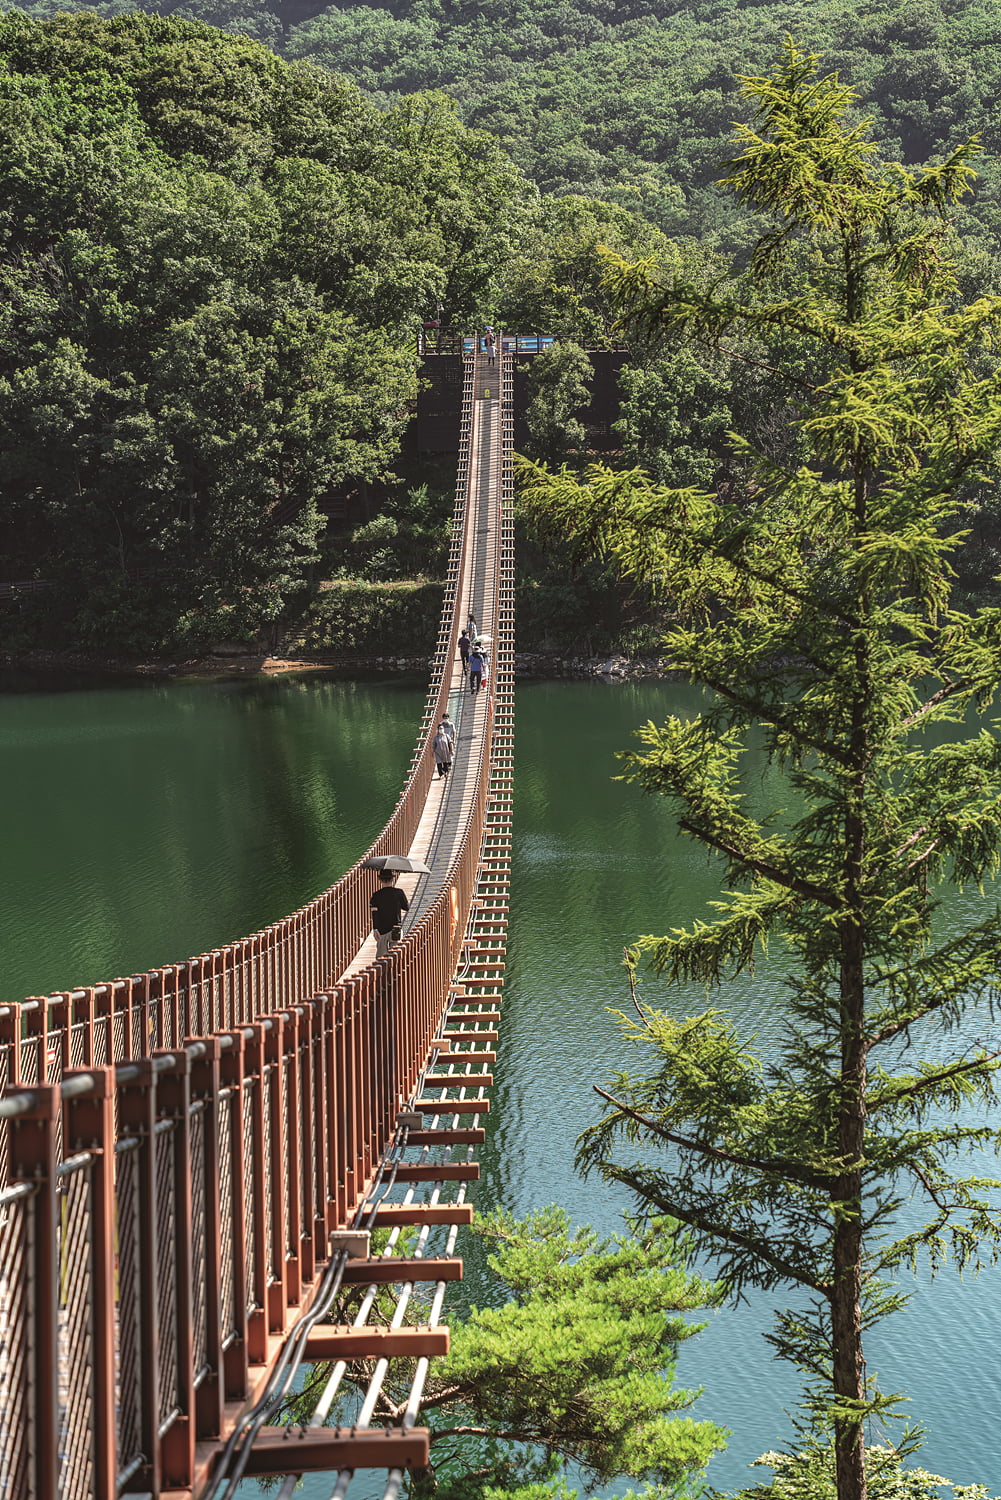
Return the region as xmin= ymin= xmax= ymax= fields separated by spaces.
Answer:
xmin=433 ymin=721 xmax=453 ymax=778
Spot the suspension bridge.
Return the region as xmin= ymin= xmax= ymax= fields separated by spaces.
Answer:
xmin=0 ymin=338 xmax=515 ymax=1499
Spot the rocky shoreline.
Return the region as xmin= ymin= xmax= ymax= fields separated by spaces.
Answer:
xmin=1 ymin=647 xmax=677 ymax=682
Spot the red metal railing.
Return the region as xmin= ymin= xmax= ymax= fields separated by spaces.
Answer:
xmin=0 ymin=341 xmax=504 ymax=1497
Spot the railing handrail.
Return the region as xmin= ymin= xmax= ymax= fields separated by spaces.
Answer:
xmin=0 ymin=335 xmax=514 ymax=1500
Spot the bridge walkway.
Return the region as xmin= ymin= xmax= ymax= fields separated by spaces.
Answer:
xmin=0 ymin=339 xmax=515 ymax=1500
xmin=190 ymin=338 xmax=515 ymax=1497
xmin=345 ymin=349 xmax=506 ymax=970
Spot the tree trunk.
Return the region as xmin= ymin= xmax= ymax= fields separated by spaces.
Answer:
xmin=831 ymin=1151 xmax=866 ymax=1500
xmin=835 ymin=559 xmax=869 ymax=1500
xmin=835 ymin=645 xmax=868 ymax=1500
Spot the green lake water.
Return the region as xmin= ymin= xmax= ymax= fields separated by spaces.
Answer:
xmin=1 ymin=671 xmax=997 ymax=1494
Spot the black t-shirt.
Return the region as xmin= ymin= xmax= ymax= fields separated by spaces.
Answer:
xmin=370 ymin=885 xmax=409 ymax=933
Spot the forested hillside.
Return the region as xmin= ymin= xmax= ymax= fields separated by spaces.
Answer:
xmin=287 ymin=0 xmax=1001 ymax=252
xmin=10 ymin=0 xmax=1001 ymax=253
xmin=0 ymin=12 xmax=529 ymax=649
xmin=4 ymin=0 xmax=1001 ymax=656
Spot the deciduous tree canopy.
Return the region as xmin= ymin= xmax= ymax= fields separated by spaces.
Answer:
xmin=0 ymin=11 xmax=527 ymax=648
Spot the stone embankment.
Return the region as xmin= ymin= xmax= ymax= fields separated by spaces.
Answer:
xmin=1 ymin=648 xmax=676 ymax=681
xmin=264 ymin=652 xmax=677 ymax=679
xmin=513 ymin=653 xmax=675 ymax=680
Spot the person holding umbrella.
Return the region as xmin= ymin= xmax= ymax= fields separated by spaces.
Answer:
xmin=362 ymin=854 xmax=431 ymax=958
xmin=370 ymin=870 xmax=409 ymax=957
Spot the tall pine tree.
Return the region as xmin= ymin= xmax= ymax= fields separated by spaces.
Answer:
xmin=518 ymin=44 xmax=1001 ymax=1500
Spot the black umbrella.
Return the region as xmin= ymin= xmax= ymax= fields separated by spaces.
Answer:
xmin=361 ymin=854 xmax=432 ymax=874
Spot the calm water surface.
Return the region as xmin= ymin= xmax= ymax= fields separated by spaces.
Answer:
xmin=1 ymin=672 xmax=997 ymax=1493
xmin=0 ymin=671 xmax=425 ymax=1003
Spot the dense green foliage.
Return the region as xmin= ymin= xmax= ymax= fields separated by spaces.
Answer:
xmin=16 ymin=0 xmax=1001 ymax=254
xmin=286 ymin=0 xmax=1001 ymax=252
xmin=0 ymin=11 xmax=527 ymax=650
xmin=519 ymin=49 xmax=1001 ymax=1500
xmin=283 ymin=577 xmax=443 ymax=655
xmin=282 ymin=1207 xmax=726 ymax=1500
xmin=732 ymin=1444 xmax=996 ymax=1500
xmin=7 ymin=1 xmax=1001 ymax=657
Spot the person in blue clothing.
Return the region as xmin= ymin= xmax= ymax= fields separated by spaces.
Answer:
xmin=468 ymin=647 xmax=484 ymax=693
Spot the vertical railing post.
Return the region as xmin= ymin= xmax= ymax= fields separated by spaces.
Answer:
xmin=341 ymin=980 xmax=359 ymax=1218
xmin=147 ymin=970 xmax=164 ymax=1052
xmin=283 ymin=1006 xmax=305 ymax=1302
xmin=0 ymin=1000 xmax=22 ymax=1088
xmin=105 ymin=979 xmax=123 ymax=1064
xmin=298 ymin=1000 xmax=319 ymax=1285
xmin=190 ymin=1035 xmax=225 ymax=1439
xmin=23 ymin=997 xmax=49 ymax=1086
xmin=244 ymin=1023 xmax=269 ymax=1364
xmin=322 ymin=990 xmax=342 ymax=1236
xmin=219 ymin=1028 xmax=250 ymax=1400
xmin=9 ymin=1085 xmax=61 ymax=1500
xmin=118 ymin=1058 xmax=161 ymax=1495
xmin=265 ymin=1015 xmax=288 ymax=1334
xmin=302 ymin=998 xmax=323 ymax=1262
xmin=135 ymin=972 xmax=152 ymax=1057
xmin=154 ymin=1047 xmax=195 ymax=1488
xmin=357 ymin=975 xmax=374 ymax=1192
xmin=75 ymin=987 xmax=97 ymax=1067
xmin=210 ymin=949 xmax=224 ymax=1033
xmin=230 ymin=949 xmax=240 ymax=1030
xmin=372 ymin=966 xmax=392 ymax=1154
xmin=329 ymin=987 xmax=347 ymax=1228
xmin=65 ymin=1066 xmax=118 ymax=1500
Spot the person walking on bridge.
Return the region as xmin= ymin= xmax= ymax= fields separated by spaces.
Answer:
xmin=458 ymin=629 xmax=471 ymax=674
xmin=370 ymin=871 xmax=409 ymax=957
xmin=468 ymin=646 xmax=484 ymax=694
xmin=433 ymin=719 xmax=453 ymax=778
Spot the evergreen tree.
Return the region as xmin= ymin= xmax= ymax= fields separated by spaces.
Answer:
xmin=280 ymin=1207 xmax=726 ymax=1500
xmin=517 ymin=44 xmax=1001 ymax=1500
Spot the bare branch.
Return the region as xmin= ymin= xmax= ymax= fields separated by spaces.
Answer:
xmin=677 ymin=821 xmax=841 ymax=906
xmin=907 ymin=840 xmax=940 ymax=870
xmin=601 ymin=1161 xmax=830 ymax=1295
xmin=867 ymin=1052 xmax=1001 ymax=1107
xmin=593 ymin=1085 xmax=830 ymax=1189
xmin=911 ymin=1164 xmax=955 ymax=1215
xmin=892 ymin=827 xmax=927 ymax=859
xmin=716 ymin=340 xmax=818 ymax=394
xmin=698 ymin=675 xmax=855 ymax=767
xmin=901 ymin=679 xmax=966 ymax=730
xmin=625 ymin=956 xmax=651 ymax=1025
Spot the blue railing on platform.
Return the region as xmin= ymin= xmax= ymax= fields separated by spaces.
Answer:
xmin=461 ymin=334 xmax=555 ymax=353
